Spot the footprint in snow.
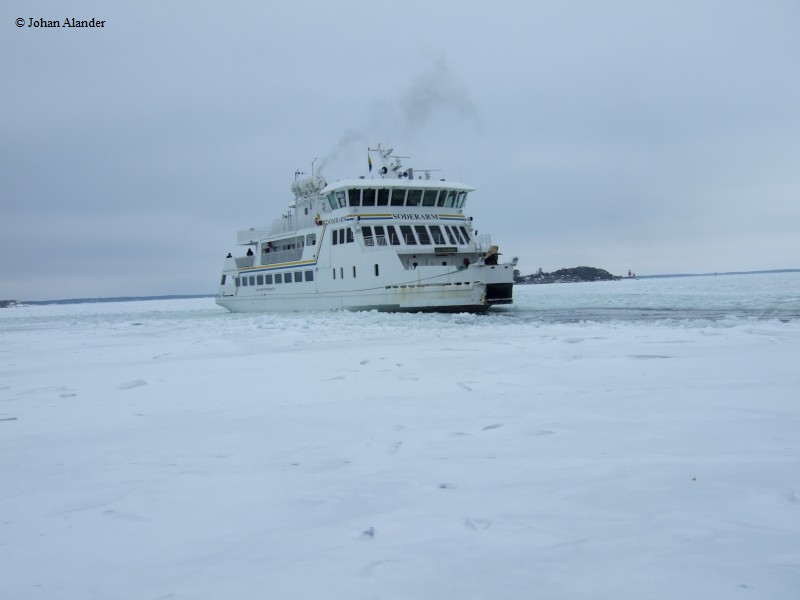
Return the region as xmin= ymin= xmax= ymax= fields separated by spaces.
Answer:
xmin=118 ymin=380 xmax=147 ymax=390
xmin=463 ymin=518 xmax=492 ymax=531
xmin=529 ymin=428 xmax=555 ymax=436
xmin=18 ymin=385 xmax=75 ymax=397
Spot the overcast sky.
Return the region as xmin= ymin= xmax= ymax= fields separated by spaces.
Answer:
xmin=3 ymin=0 xmax=799 ymax=300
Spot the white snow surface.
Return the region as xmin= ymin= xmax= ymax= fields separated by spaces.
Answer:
xmin=2 ymin=275 xmax=799 ymax=599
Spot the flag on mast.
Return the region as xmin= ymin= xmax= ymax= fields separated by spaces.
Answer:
xmin=368 ymin=153 xmax=373 ymax=172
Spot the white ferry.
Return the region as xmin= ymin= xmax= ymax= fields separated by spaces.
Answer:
xmin=216 ymin=147 xmax=517 ymax=312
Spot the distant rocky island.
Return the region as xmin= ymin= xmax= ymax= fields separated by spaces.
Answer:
xmin=514 ymin=266 xmax=621 ymax=284
xmin=0 ymin=300 xmax=27 ymax=308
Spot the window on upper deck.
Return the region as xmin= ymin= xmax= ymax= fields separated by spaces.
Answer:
xmin=436 ymin=190 xmax=447 ymax=207
xmin=348 ymin=189 xmax=361 ymax=207
xmin=362 ymin=226 xmax=373 ymax=245
xmin=406 ymin=189 xmax=422 ymax=206
xmin=457 ymin=191 xmax=467 ymax=207
xmin=444 ymin=190 xmax=457 ymax=208
xmin=377 ymin=189 xmax=390 ymax=206
xmin=362 ymin=189 xmax=376 ymax=206
xmin=449 ymin=226 xmax=465 ymax=244
xmin=429 ymin=225 xmax=446 ymax=244
xmin=399 ymin=225 xmax=416 ymax=245
xmin=387 ymin=225 xmax=401 ymax=245
xmin=334 ymin=190 xmax=346 ymax=208
xmin=373 ymin=226 xmax=386 ymax=246
xmin=390 ymin=189 xmax=406 ymax=206
xmin=459 ymin=226 xmax=471 ymax=243
xmin=422 ymin=190 xmax=436 ymax=207
xmin=415 ymin=225 xmax=431 ymax=245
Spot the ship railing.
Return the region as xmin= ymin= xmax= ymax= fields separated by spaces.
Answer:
xmin=235 ymin=256 xmax=255 ymax=268
xmin=363 ymin=235 xmax=389 ymax=247
xmin=260 ymin=249 xmax=303 ymax=265
xmin=473 ymin=233 xmax=493 ymax=253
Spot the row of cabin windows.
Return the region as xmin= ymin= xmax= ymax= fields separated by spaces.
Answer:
xmin=236 ymin=270 xmax=314 ymax=286
xmin=331 ymin=228 xmax=354 ymax=245
xmin=328 ymin=188 xmax=467 ymax=210
xmin=360 ymin=224 xmax=471 ymax=247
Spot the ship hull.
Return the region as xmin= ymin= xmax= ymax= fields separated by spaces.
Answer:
xmin=216 ymin=264 xmax=515 ymax=313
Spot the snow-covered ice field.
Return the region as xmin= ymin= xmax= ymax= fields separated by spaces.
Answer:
xmin=2 ymin=273 xmax=799 ymax=599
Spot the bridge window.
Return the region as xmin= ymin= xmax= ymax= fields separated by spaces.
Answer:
xmin=348 ymin=189 xmax=361 ymax=206
xmin=422 ymin=190 xmax=436 ymax=207
xmin=436 ymin=190 xmax=447 ymax=207
xmin=406 ymin=189 xmax=422 ymax=206
xmin=377 ymin=189 xmax=390 ymax=206
xmin=362 ymin=188 xmax=376 ymax=206
xmin=347 ymin=228 xmax=354 ymax=243
xmin=390 ymin=188 xmax=406 ymax=206
xmin=457 ymin=191 xmax=467 ymax=207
